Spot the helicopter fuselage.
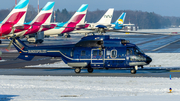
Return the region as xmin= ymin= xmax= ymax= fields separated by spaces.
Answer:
xmin=13 ymin=35 xmax=152 ymax=74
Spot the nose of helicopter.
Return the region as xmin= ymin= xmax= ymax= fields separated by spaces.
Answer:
xmin=146 ymin=56 xmax=152 ymax=64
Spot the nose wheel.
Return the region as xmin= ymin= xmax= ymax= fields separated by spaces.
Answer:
xmin=130 ymin=69 xmax=136 ymax=74
xmin=131 ymin=66 xmax=138 ymax=74
xmin=74 ymin=67 xmax=81 ymax=73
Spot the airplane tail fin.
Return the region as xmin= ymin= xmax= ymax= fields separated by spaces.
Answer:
xmin=68 ymin=4 xmax=88 ymax=24
xmin=11 ymin=37 xmax=34 ymax=61
xmin=97 ymin=8 xmax=114 ymax=24
xmin=114 ymin=12 xmax=126 ymax=30
xmin=30 ymin=2 xmax=55 ymax=25
xmin=2 ymin=0 xmax=29 ymax=25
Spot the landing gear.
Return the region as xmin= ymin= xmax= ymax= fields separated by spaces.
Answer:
xmin=64 ymin=33 xmax=71 ymax=38
xmin=74 ymin=67 xmax=81 ymax=73
xmin=87 ymin=68 xmax=93 ymax=73
xmin=130 ymin=66 xmax=138 ymax=74
xmin=130 ymin=69 xmax=136 ymax=74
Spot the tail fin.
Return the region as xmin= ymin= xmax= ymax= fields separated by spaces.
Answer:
xmin=97 ymin=8 xmax=114 ymax=24
xmin=30 ymin=2 xmax=55 ymax=25
xmin=11 ymin=37 xmax=34 ymax=61
xmin=114 ymin=12 xmax=126 ymax=30
xmin=11 ymin=37 xmax=28 ymax=53
xmin=68 ymin=4 xmax=88 ymax=24
xmin=2 ymin=0 xmax=29 ymax=25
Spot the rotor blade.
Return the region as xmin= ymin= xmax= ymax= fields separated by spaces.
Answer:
xmin=106 ymin=30 xmax=179 ymax=35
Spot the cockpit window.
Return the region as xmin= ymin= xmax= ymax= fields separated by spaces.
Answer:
xmin=134 ymin=47 xmax=144 ymax=54
xmin=126 ymin=49 xmax=133 ymax=55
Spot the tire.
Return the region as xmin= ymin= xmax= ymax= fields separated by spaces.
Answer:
xmin=67 ymin=34 xmax=71 ymax=38
xmin=130 ymin=69 xmax=136 ymax=74
xmin=87 ymin=68 xmax=93 ymax=73
xmin=0 ymin=40 xmax=2 ymax=44
xmin=74 ymin=67 xmax=81 ymax=73
xmin=39 ymin=40 xmax=43 ymax=44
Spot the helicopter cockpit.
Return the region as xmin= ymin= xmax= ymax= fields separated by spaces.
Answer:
xmin=127 ymin=47 xmax=146 ymax=62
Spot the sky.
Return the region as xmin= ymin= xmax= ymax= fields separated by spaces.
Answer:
xmin=1 ymin=0 xmax=180 ymax=17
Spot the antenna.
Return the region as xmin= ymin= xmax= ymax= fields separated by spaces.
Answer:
xmin=38 ymin=0 xmax=39 ymax=13
xmin=54 ymin=11 xmax=56 ymax=22
xmin=15 ymin=0 xmax=17 ymax=6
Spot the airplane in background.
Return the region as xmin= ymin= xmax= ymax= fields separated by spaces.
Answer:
xmin=19 ymin=2 xmax=56 ymax=36
xmin=112 ymin=12 xmax=126 ymax=30
xmin=7 ymin=2 xmax=56 ymax=50
xmin=0 ymin=0 xmax=29 ymax=44
xmin=71 ymin=12 xmax=127 ymax=35
xmin=43 ymin=4 xmax=89 ymax=37
xmin=84 ymin=8 xmax=114 ymax=34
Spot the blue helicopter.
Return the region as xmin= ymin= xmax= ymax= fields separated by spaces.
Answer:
xmin=11 ymin=35 xmax=152 ymax=74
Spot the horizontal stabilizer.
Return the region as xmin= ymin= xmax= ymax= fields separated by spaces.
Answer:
xmin=76 ymin=24 xmax=86 ymax=28
xmin=96 ymin=25 xmax=107 ymax=28
xmin=41 ymin=24 xmax=55 ymax=28
xmin=18 ymin=54 xmax=34 ymax=61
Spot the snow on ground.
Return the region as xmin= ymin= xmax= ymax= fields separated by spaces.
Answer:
xmin=25 ymin=53 xmax=180 ymax=69
xmin=0 ymin=60 xmax=5 ymax=62
xmin=25 ymin=61 xmax=70 ymax=68
xmin=0 ymin=76 xmax=180 ymax=101
xmin=145 ymin=53 xmax=180 ymax=68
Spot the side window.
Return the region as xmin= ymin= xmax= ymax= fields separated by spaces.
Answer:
xmin=126 ymin=48 xmax=133 ymax=55
xmin=126 ymin=49 xmax=130 ymax=55
xmin=70 ymin=49 xmax=74 ymax=57
xmin=106 ymin=50 xmax=111 ymax=55
xmin=93 ymin=50 xmax=98 ymax=56
xmin=111 ymin=50 xmax=117 ymax=58
xmin=81 ymin=50 xmax=86 ymax=56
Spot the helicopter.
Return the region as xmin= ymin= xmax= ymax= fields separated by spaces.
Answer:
xmin=11 ymin=35 xmax=152 ymax=74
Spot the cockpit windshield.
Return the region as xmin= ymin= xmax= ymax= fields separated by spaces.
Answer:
xmin=134 ymin=47 xmax=144 ymax=54
xmin=126 ymin=47 xmax=144 ymax=55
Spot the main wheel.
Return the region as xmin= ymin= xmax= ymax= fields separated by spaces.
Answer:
xmin=87 ymin=68 xmax=93 ymax=73
xmin=130 ymin=69 xmax=136 ymax=74
xmin=74 ymin=67 xmax=81 ymax=73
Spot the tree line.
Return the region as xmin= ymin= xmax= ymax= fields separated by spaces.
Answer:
xmin=1 ymin=5 xmax=180 ymax=29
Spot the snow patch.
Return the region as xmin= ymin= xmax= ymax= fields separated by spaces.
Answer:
xmin=25 ymin=61 xmax=70 ymax=68
xmin=0 ymin=76 xmax=180 ymax=101
xmin=145 ymin=53 xmax=180 ymax=68
xmin=0 ymin=60 xmax=6 ymax=62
